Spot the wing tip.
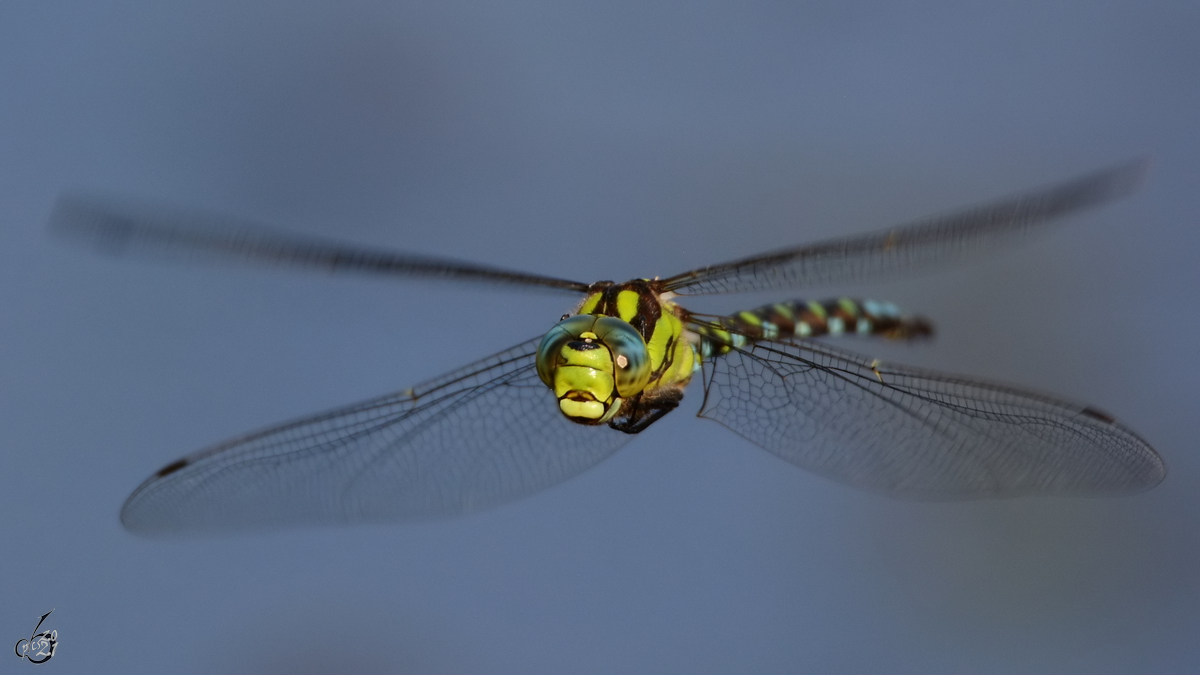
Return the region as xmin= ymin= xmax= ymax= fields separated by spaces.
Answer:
xmin=1087 ymin=155 xmax=1153 ymax=203
xmin=48 ymin=193 xmax=137 ymax=255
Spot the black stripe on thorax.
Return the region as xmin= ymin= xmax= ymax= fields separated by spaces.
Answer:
xmin=584 ymin=279 xmax=664 ymax=343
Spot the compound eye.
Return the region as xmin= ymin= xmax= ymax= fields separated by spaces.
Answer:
xmin=591 ymin=317 xmax=651 ymax=396
xmin=535 ymin=315 xmax=651 ymax=397
xmin=536 ymin=315 xmax=599 ymax=387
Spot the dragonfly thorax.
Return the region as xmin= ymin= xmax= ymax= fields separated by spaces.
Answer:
xmin=536 ymin=314 xmax=651 ymax=424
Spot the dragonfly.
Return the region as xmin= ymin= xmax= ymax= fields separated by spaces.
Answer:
xmin=52 ymin=161 xmax=1166 ymax=533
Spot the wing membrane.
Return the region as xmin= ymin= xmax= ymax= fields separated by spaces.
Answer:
xmin=51 ymin=195 xmax=590 ymax=293
xmin=664 ymin=160 xmax=1147 ymax=295
xmin=121 ymin=337 xmax=632 ymax=533
xmin=697 ymin=335 xmax=1164 ymax=498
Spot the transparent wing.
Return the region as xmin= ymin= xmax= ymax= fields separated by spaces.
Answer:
xmin=664 ymin=160 xmax=1147 ymax=295
xmin=697 ymin=336 xmax=1164 ymax=498
xmin=121 ymin=337 xmax=633 ymax=533
xmin=51 ymin=195 xmax=591 ymax=293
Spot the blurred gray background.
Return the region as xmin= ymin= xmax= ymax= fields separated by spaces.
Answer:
xmin=2 ymin=1 xmax=1198 ymax=672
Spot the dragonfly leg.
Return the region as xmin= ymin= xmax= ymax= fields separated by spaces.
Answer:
xmin=609 ymin=388 xmax=685 ymax=434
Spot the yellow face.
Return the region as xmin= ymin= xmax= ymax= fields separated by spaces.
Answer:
xmin=536 ymin=315 xmax=651 ymax=424
xmin=553 ymin=330 xmax=619 ymax=421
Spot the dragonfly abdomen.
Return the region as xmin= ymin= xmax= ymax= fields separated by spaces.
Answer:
xmin=695 ymin=298 xmax=932 ymax=357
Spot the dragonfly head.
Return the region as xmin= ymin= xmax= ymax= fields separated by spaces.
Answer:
xmin=536 ymin=314 xmax=651 ymax=424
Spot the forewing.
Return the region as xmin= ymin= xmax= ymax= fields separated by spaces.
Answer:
xmin=51 ymin=195 xmax=590 ymax=293
xmin=664 ymin=160 xmax=1146 ymax=295
xmin=697 ymin=337 xmax=1164 ymax=498
xmin=121 ymin=338 xmax=633 ymax=533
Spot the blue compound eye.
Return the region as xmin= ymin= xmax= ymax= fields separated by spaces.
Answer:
xmin=535 ymin=315 xmax=599 ymax=388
